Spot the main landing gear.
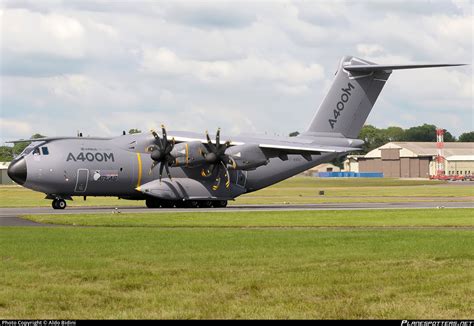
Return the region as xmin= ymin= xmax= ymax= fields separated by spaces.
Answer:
xmin=145 ymin=198 xmax=228 ymax=209
xmin=52 ymin=198 xmax=67 ymax=210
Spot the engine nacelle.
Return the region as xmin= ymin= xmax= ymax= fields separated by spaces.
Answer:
xmin=171 ymin=141 xmax=207 ymax=167
xmin=225 ymin=144 xmax=268 ymax=170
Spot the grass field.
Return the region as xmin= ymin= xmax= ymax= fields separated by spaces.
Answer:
xmin=1 ymin=177 xmax=472 ymax=207
xmin=1 ymin=209 xmax=473 ymax=319
xmin=23 ymin=208 xmax=474 ymax=228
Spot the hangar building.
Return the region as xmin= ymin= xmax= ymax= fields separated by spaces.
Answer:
xmin=0 ymin=162 xmax=14 ymax=185
xmin=356 ymin=142 xmax=474 ymax=178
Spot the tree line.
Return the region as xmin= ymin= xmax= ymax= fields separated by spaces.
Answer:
xmin=358 ymin=124 xmax=473 ymax=154
xmin=0 ymin=125 xmax=472 ymax=162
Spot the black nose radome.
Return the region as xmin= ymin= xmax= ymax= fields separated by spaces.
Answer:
xmin=7 ymin=157 xmax=27 ymax=185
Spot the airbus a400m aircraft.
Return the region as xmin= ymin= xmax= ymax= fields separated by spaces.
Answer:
xmin=7 ymin=56 xmax=464 ymax=209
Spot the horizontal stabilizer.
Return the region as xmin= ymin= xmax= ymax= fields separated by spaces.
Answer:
xmin=344 ymin=63 xmax=466 ymax=72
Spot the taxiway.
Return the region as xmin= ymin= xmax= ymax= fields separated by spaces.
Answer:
xmin=1 ymin=201 xmax=473 ymax=226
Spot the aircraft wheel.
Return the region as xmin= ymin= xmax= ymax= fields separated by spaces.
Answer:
xmin=198 ymin=200 xmax=213 ymax=208
xmin=53 ymin=199 xmax=66 ymax=210
xmin=185 ymin=200 xmax=199 ymax=208
xmin=146 ymin=198 xmax=161 ymax=208
xmin=212 ymin=200 xmax=228 ymax=208
xmin=175 ymin=200 xmax=186 ymax=208
xmin=161 ymin=200 xmax=175 ymax=208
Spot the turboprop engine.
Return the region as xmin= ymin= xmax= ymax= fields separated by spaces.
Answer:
xmin=225 ymin=144 xmax=268 ymax=171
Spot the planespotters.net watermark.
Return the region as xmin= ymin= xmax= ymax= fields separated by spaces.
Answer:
xmin=402 ymin=321 xmax=474 ymax=326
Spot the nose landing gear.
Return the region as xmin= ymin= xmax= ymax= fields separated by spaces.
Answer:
xmin=52 ymin=198 xmax=67 ymax=209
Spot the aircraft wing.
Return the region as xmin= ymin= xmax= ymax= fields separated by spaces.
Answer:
xmin=258 ymin=142 xmax=359 ymax=154
xmin=168 ymin=131 xmax=360 ymax=154
xmin=6 ymin=137 xmax=111 ymax=144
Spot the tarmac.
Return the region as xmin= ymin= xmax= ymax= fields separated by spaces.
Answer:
xmin=1 ymin=201 xmax=473 ymax=227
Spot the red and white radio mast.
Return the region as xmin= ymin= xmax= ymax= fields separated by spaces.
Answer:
xmin=435 ymin=128 xmax=445 ymax=176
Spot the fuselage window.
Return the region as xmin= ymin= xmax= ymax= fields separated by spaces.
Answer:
xmin=33 ymin=148 xmax=41 ymax=155
xmin=41 ymin=147 xmax=49 ymax=155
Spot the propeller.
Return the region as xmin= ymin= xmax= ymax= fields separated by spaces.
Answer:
xmin=148 ymin=125 xmax=175 ymax=181
xmin=201 ymin=128 xmax=236 ymax=190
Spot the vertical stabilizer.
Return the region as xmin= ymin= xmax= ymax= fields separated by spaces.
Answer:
xmin=304 ymin=56 xmax=465 ymax=139
xmin=305 ymin=56 xmax=391 ymax=139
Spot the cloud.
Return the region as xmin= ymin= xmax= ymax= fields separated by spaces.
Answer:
xmin=0 ymin=0 xmax=472 ymax=144
xmin=1 ymin=8 xmax=86 ymax=58
xmin=356 ymin=44 xmax=385 ymax=57
xmin=161 ymin=1 xmax=258 ymax=29
xmin=0 ymin=118 xmax=33 ymax=140
xmin=0 ymin=7 xmax=124 ymax=76
xmin=141 ymin=47 xmax=324 ymax=85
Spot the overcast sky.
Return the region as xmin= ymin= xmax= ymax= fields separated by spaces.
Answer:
xmin=0 ymin=0 xmax=472 ymax=144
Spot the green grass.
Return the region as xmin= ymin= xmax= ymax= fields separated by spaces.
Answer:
xmin=23 ymin=208 xmax=474 ymax=228
xmin=0 ymin=185 xmax=143 ymax=208
xmin=1 ymin=177 xmax=472 ymax=207
xmin=0 ymin=227 xmax=472 ymax=319
xmin=2 ymin=209 xmax=473 ymax=319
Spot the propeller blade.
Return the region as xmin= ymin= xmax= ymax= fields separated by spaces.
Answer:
xmin=221 ymin=161 xmax=231 ymax=189
xmin=165 ymin=137 xmax=174 ymax=153
xmin=161 ymin=125 xmax=167 ymax=140
xmin=212 ymin=175 xmax=221 ymax=191
xmin=205 ymin=130 xmax=216 ymax=152
xmin=160 ymin=125 xmax=167 ymax=149
xmin=159 ymin=161 xmax=165 ymax=182
xmin=164 ymin=163 xmax=172 ymax=180
xmin=149 ymin=161 xmax=158 ymax=175
xmin=216 ymin=128 xmax=221 ymax=148
xmin=211 ymin=162 xmax=219 ymax=176
xmin=228 ymin=156 xmax=237 ymax=169
xmin=212 ymin=162 xmax=229 ymax=191
xmin=151 ymin=130 xmax=162 ymax=149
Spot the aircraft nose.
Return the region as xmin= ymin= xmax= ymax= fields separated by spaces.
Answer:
xmin=7 ymin=157 xmax=27 ymax=185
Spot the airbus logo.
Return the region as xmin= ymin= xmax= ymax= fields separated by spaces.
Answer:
xmin=328 ymin=82 xmax=355 ymax=129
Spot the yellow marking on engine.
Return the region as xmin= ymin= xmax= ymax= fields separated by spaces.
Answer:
xmin=136 ymin=153 xmax=143 ymax=189
xmin=185 ymin=143 xmax=189 ymax=167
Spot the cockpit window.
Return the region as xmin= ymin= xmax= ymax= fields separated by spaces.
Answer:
xmin=20 ymin=147 xmax=33 ymax=156
xmin=16 ymin=142 xmax=46 ymax=159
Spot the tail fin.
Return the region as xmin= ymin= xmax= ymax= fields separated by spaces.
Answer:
xmin=305 ymin=56 xmax=465 ymax=139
